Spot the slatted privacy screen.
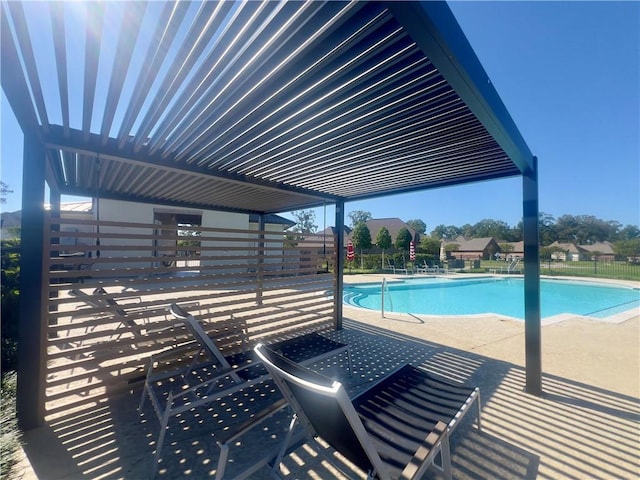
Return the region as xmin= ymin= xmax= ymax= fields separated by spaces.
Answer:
xmin=45 ymin=215 xmax=337 ymax=415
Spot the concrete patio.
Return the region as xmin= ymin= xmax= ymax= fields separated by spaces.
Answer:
xmin=14 ymin=301 xmax=640 ymax=479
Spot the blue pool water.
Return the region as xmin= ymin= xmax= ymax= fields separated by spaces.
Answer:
xmin=343 ymin=277 xmax=640 ymax=319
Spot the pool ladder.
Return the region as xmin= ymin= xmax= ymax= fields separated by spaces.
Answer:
xmin=381 ymin=277 xmax=393 ymax=318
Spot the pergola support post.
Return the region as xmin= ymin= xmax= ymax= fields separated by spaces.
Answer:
xmin=17 ymin=137 xmax=48 ymax=429
xmin=334 ymin=201 xmax=345 ymax=330
xmin=523 ymin=156 xmax=542 ymax=396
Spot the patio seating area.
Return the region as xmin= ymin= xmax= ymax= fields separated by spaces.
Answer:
xmin=16 ymin=308 xmax=639 ymax=479
xmin=7 ymin=4 xmax=637 ymax=479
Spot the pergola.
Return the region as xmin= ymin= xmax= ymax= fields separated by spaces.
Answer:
xmin=2 ymin=1 xmax=540 ymax=430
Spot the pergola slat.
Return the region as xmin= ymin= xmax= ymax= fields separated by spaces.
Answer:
xmin=0 ymin=4 xmax=40 ymax=135
xmin=117 ymin=2 xmax=189 ymax=149
xmin=131 ymin=1 xmax=226 ymax=153
xmin=6 ymin=2 xmax=50 ymax=133
xmin=82 ymin=3 xmax=104 ymax=141
xmin=49 ymin=3 xmax=69 ymax=138
xmin=99 ymin=2 xmax=147 ymax=145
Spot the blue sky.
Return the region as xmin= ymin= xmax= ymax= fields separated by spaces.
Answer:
xmin=2 ymin=1 xmax=639 ymax=232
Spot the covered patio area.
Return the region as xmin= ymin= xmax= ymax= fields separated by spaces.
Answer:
xmin=0 ymin=1 xmax=575 ymax=477
xmin=15 ymin=305 xmax=640 ymax=479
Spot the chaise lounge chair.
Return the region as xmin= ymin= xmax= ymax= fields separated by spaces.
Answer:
xmin=68 ymin=288 xmax=143 ymax=343
xmin=138 ymin=304 xmax=352 ymax=472
xmin=255 ymin=343 xmax=482 ymax=480
xmin=385 ymin=258 xmax=408 ymax=274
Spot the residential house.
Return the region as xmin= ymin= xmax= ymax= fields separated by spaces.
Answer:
xmin=549 ymin=241 xmax=616 ymax=262
xmin=548 ymin=242 xmax=582 ymax=261
xmin=445 ymin=236 xmax=501 ymax=260
xmin=496 ymin=240 xmax=524 ymax=260
xmin=352 ymin=218 xmax=417 ymax=246
xmin=580 ymin=241 xmax=615 ymax=262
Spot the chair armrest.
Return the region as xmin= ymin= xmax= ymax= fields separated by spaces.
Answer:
xmin=400 ymin=421 xmax=449 ymax=480
xmin=170 ymin=358 xmax=259 ymax=397
xmin=216 ymin=398 xmax=288 ymax=447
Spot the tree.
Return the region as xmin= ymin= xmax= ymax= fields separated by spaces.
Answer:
xmin=351 ymin=222 xmax=372 ymax=269
xmin=0 ymin=182 xmax=12 ymax=204
xmin=431 ymin=224 xmax=460 ymax=240
xmin=419 ymin=237 xmax=440 ymax=255
xmin=406 ymin=219 xmax=426 ymax=235
xmin=499 ymin=243 xmax=515 ymax=257
xmin=554 ymin=214 xmax=616 ymax=244
xmin=613 ymin=238 xmax=640 ymax=260
xmin=445 ymin=243 xmax=460 ymax=254
xmin=538 ymin=212 xmax=556 ymax=246
xmin=469 ymin=218 xmax=513 ymax=240
xmin=395 ymin=227 xmax=412 ymax=250
xmin=460 ymin=223 xmax=473 ymax=239
xmin=289 ymin=209 xmax=317 ymax=234
xmin=616 ymin=225 xmax=640 ymax=241
xmin=376 ymin=227 xmax=392 ymax=269
xmin=540 ymin=245 xmax=566 ymax=260
xmin=347 ymin=210 xmax=372 ymax=227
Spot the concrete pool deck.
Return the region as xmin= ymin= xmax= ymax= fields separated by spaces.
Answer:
xmin=12 ymin=275 xmax=640 ymax=479
xmin=343 ymin=273 xmax=640 ymax=395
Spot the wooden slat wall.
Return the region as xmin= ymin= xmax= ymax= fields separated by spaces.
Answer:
xmin=44 ymin=216 xmax=336 ymax=415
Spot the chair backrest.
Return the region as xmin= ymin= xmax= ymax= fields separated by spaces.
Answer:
xmin=254 ymin=344 xmax=385 ymax=477
xmin=69 ymin=288 xmax=107 ymax=309
xmin=170 ymin=303 xmax=231 ymax=368
xmin=93 ymin=287 xmax=128 ymax=317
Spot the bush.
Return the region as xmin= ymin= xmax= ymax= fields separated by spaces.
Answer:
xmin=1 ymin=239 xmax=20 ymax=373
xmin=1 ymin=372 xmax=22 ymax=476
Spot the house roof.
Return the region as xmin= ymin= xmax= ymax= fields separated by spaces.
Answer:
xmin=363 ymin=218 xmax=415 ymax=243
xmin=249 ymin=214 xmax=295 ymax=227
xmin=447 ymin=236 xmax=496 ymax=251
xmin=2 ymin=1 xmax=534 ymax=215
xmin=317 ymin=226 xmax=352 ymax=237
xmin=578 ymin=241 xmax=615 ymax=255
xmin=549 ymin=241 xmax=583 ymax=254
xmin=508 ymin=240 xmax=525 ymax=253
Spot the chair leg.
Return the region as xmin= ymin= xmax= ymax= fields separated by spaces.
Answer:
xmin=476 ymin=389 xmax=482 ymax=431
xmin=216 ymin=444 xmax=230 ymax=480
xmin=152 ymin=401 xmax=173 ymax=474
xmin=138 ymin=383 xmax=148 ymax=411
xmin=270 ymin=415 xmax=298 ymax=476
xmin=440 ymin=431 xmax=452 ymax=480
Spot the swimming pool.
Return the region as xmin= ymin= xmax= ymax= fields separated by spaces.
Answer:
xmin=343 ymin=277 xmax=640 ymax=320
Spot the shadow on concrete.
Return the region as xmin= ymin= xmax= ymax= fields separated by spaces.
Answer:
xmin=20 ymin=317 xmax=639 ymax=479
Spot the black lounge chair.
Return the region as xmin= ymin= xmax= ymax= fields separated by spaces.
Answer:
xmin=139 ymin=303 xmax=352 ymax=472
xmin=255 ymin=343 xmax=482 ymax=480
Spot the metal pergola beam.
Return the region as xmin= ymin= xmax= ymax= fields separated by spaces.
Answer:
xmin=523 ymin=157 xmax=542 ymax=395
xmin=43 ymin=127 xmax=343 ymax=207
xmin=384 ymin=1 xmax=534 ymax=175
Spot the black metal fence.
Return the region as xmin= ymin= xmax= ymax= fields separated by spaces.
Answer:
xmin=537 ymin=259 xmax=640 ymax=281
